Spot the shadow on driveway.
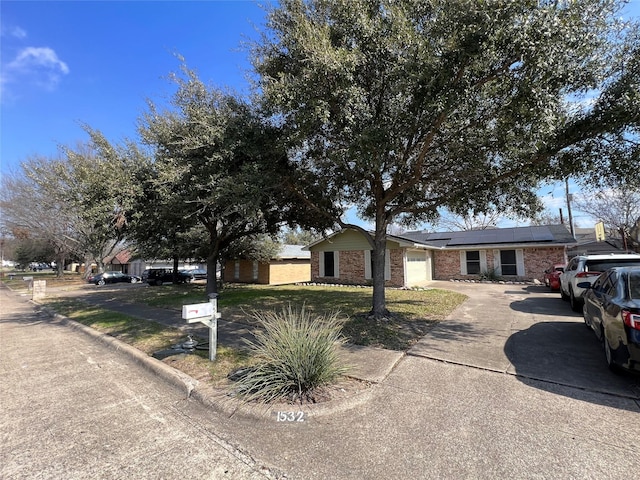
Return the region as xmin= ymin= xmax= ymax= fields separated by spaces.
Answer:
xmin=505 ymin=320 xmax=640 ymax=411
xmin=510 ymin=294 xmax=575 ymax=317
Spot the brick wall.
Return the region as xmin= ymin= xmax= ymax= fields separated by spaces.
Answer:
xmin=340 ymin=250 xmax=367 ymax=283
xmin=523 ymin=247 xmax=566 ymax=282
xmin=223 ymin=260 xmax=255 ymax=283
xmin=434 ymin=247 xmax=566 ymax=281
xmin=311 ymin=249 xmax=406 ymax=287
xmin=389 ymin=248 xmax=405 ymax=286
xmin=434 ymin=250 xmax=461 ymax=280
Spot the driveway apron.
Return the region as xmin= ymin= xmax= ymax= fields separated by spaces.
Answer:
xmin=409 ymin=281 xmax=640 ymax=399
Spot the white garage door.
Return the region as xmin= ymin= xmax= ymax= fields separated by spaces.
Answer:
xmin=406 ymin=250 xmax=431 ymax=285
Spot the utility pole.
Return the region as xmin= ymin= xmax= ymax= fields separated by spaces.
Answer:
xmin=565 ymin=178 xmax=575 ymax=239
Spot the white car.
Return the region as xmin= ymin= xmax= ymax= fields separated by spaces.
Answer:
xmin=560 ymin=253 xmax=640 ymax=311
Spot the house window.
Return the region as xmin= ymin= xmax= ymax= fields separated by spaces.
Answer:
xmin=466 ymin=251 xmax=481 ymax=275
xmin=234 ymin=260 xmax=240 ymax=280
xmin=500 ymin=250 xmax=517 ymax=276
xmin=320 ymin=251 xmax=339 ymax=278
xmin=253 ymin=261 xmax=259 ymax=281
xmin=460 ymin=250 xmax=487 ymax=275
xmin=324 ymin=252 xmax=335 ymax=277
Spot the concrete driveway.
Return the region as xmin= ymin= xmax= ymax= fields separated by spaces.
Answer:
xmin=410 ymin=281 xmax=640 ymax=400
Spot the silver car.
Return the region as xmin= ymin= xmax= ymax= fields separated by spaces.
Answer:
xmin=560 ymin=253 xmax=640 ymax=311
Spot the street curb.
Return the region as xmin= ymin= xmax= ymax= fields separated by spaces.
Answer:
xmin=32 ymin=300 xmax=377 ymax=421
xmin=46 ymin=310 xmax=200 ymax=398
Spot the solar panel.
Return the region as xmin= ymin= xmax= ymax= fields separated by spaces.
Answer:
xmin=411 ymin=225 xmax=561 ymax=247
xmin=531 ymin=226 xmax=555 ymax=242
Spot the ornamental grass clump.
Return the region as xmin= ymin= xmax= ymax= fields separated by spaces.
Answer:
xmin=232 ymin=305 xmax=348 ymax=404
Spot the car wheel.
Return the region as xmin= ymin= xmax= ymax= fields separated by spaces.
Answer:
xmin=155 ymin=279 xmax=162 ymax=286
xmin=602 ymin=329 xmax=621 ymax=373
xmin=130 ymin=278 xmax=137 ymax=283
xmin=560 ymin=287 xmax=569 ymax=301
xmin=569 ymin=288 xmax=581 ymax=312
xmin=98 ymin=279 xmax=105 ymax=286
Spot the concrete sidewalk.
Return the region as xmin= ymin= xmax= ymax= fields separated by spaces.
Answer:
xmin=0 ymin=286 xmax=278 ymax=479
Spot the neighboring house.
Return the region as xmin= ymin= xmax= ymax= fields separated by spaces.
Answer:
xmin=127 ymin=258 xmax=206 ymax=277
xmin=306 ymin=225 xmax=577 ymax=287
xmin=104 ymin=250 xmax=133 ymax=274
xmin=223 ymin=245 xmax=311 ymax=285
xmin=567 ymin=227 xmax=625 ymax=257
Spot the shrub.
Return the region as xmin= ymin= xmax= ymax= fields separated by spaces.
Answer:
xmin=479 ymin=268 xmax=502 ymax=282
xmin=231 ymin=304 xmax=348 ymax=404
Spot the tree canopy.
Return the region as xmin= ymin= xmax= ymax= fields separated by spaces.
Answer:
xmin=253 ymin=0 xmax=640 ymax=317
xmin=0 ymin=129 xmax=139 ymax=276
xmin=138 ymin=66 xmax=334 ymax=293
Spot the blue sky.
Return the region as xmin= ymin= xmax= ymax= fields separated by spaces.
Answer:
xmin=1 ymin=0 xmax=639 ymax=230
xmin=1 ymin=1 xmax=265 ymax=172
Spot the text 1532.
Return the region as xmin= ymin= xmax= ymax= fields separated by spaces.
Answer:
xmin=276 ymin=411 xmax=305 ymax=422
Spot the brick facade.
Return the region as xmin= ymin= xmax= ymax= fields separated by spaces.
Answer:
xmin=311 ymin=249 xmax=406 ymax=287
xmin=309 ymin=227 xmax=571 ymax=286
xmin=312 ymin=246 xmax=567 ymax=285
xmin=522 ymin=247 xmax=566 ymax=281
xmin=434 ymin=247 xmax=566 ymax=281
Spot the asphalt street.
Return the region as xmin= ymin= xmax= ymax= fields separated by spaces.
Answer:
xmin=2 ymin=280 xmax=640 ymax=479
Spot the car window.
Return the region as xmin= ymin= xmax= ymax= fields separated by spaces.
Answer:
xmin=591 ymin=273 xmax=609 ymax=293
xmin=567 ymin=259 xmax=578 ymax=271
xmin=585 ymin=260 xmax=640 ymax=272
xmin=602 ymin=272 xmax=617 ymax=296
xmin=627 ymin=271 xmax=640 ymax=300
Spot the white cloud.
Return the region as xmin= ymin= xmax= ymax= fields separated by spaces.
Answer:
xmin=3 ymin=46 xmax=69 ymax=92
xmin=9 ymin=47 xmax=69 ymax=74
xmin=0 ymin=24 xmax=27 ymax=39
xmin=10 ymin=26 xmax=27 ymax=39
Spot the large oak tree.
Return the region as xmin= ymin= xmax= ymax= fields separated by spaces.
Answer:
xmin=138 ymin=66 xmax=335 ymax=294
xmin=253 ymin=0 xmax=640 ymax=318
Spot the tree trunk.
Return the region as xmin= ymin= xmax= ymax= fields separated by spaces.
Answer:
xmin=56 ymin=256 xmax=65 ymax=278
xmin=206 ymin=253 xmax=218 ymax=295
xmin=171 ymin=256 xmax=179 ymax=283
xmin=370 ymin=222 xmax=390 ymax=319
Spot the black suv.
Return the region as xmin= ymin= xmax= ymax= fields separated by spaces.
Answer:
xmin=142 ymin=268 xmax=191 ymax=286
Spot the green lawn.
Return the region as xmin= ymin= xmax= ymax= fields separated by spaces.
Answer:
xmin=12 ymin=279 xmax=467 ymax=388
xmin=4 ymin=274 xmax=467 ymax=350
xmin=118 ymin=283 xmax=468 ymax=350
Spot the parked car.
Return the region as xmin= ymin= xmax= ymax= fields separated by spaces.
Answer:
xmin=559 ymin=254 xmax=640 ymax=311
xmin=142 ymin=268 xmax=191 ymax=286
xmin=543 ymin=263 xmax=565 ymax=291
xmin=180 ymin=269 xmax=208 ymax=281
xmin=580 ymin=266 xmax=640 ymax=372
xmin=88 ymin=271 xmax=141 ymax=285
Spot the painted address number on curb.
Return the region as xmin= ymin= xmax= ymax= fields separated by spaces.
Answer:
xmin=276 ymin=411 xmax=305 ymax=422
